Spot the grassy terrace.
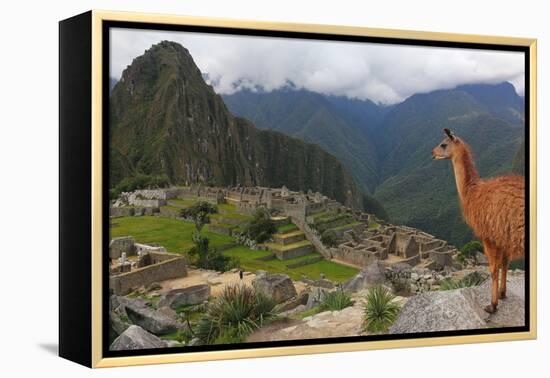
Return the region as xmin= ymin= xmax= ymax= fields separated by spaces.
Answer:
xmin=263 ymin=239 xmax=312 ymax=252
xmin=276 ymin=230 xmax=304 ymax=239
xmin=222 ymin=246 xmax=358 ymax=282
xmin=210 ymin=212 xmax=253 ymax=222
xmin=110 ymin=203 xmax=359 ymax=282
xmin=276 ymin=223 xmax=298 ymax=233
xmin=329 ymin=221 xmax=363 ymax=232
xmin=110 ymin=216 xmax=234 ymax=253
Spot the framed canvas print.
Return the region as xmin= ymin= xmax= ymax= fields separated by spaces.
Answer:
xmin=59 ymin=10 xmax=537 ymax=368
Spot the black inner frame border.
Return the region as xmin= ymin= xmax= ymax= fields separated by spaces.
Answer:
xmin=101 ymin=19 xmax=531 ymax=359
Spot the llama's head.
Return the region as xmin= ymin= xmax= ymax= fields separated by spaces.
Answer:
xmin=432 ymin=128 xmax=461 ymax=160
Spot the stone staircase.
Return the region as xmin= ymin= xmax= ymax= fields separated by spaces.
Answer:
xmin=264 ymin=226 xmax=315 ymax=260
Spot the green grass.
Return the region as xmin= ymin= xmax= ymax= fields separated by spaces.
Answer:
xmin=211 ymin=212 xmax=253 ymax=222
xmin=292 ymin=306 xmax=323 ymax=319
xmin=368 ymin=219 xmax=380 ymax=229
xmin=309 ymin=211 xmax=336 ymax=222
xmin=110 ymin=210 xmax=358 ymax=282
xmin=222 ymin=246 xmax=358 ymax=282
xmin=217 ymin=203 xmax=237 ymax=212
xmin=264 ymin=239 xmax=312 ymax=252
xmin=110 ymin=216 xmax=235 ymax=253
xmin=275 ymin=230 xmax=304 ymax=239
xmin=327 ymin=221 xmax=363 ymax=233
xmin=276 ymin=223 xmax=298 ymax=233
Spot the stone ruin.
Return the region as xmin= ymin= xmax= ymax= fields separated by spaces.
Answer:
xmin=109 ymin=236 xmax=187 ymax=295
xmin=109 ymin=184 xmax=458 ymax=271
xmin=330 ymin=224 xmax=458 ymax=271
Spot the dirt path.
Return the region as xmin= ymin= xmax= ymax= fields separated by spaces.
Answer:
xmin=157 ymin=269 xmax=308 ymax=297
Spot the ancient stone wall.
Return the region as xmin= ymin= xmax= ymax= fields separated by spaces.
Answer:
xmin=291 ymin=216 xmax=333 ymax=259
xmin=131 ymin=188 xmax=181 ymax=200
xmin=109 ymin=254 xmax=187 ymax=295
xmin=128 ymin=198 xmax=166 ymax=207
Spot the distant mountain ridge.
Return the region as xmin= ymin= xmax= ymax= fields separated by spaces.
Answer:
xmin=222 ymin=89 xmax=383 ymax=193
xmin=109 ymin=41 xmax=386 ymax=215
xmin=224 ymin=82 xmax=525 ymax=246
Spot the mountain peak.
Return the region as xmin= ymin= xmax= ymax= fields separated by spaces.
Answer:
xmin=110 ymin=41 xmax=369 ymax=212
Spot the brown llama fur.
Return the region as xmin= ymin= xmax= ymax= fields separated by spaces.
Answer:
xmin=432 ymin=128 xmax=524 ymax=313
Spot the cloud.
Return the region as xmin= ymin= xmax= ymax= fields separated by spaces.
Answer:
xmin=110 ymin=28 xmax=525 ymax=105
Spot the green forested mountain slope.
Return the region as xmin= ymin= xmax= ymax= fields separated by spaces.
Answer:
xmin=373 ymin=89 xmax=524 ymax=245
xmin=223 ymin=89 xmax=382 ymax=193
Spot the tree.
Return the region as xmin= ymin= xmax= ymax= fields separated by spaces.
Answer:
xmin=188 ymin=231 xmax=233 ymax=271
xmin=459 ymin=240 xmax=484 ymax=265
xmin=244 ymin=208 xmax=276 ymax=243
xmin=321 ymin=230 xmax=338 ymax=247
xmin=180 ymin=201 xmax=218 ymax=232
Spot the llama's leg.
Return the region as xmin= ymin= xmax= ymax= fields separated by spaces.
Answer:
xmin=483 ymin=240 xmax=499 ymax=314
xmin=499 ymin=255 xmax=509 ymax=299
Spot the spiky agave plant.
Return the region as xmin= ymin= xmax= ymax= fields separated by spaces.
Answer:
xmin=363 ymin=285 xmax=400 ymax=333
xmin=320 ymin=289 xmax=353 ymax=311
xmin=439 ymin=271 xmax=488 ymax=291
xmin=195 ymin=284 xmax=276 ymax=344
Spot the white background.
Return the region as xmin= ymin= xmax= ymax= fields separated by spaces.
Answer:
xmin=0 ymin=0 xmax=547 ymax=376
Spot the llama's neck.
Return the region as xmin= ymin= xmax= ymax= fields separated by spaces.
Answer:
xmin=451 ymin=143 xmax=480 ymax=204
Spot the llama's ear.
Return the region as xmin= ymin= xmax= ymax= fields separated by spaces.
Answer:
xmin=444 ymin=128 xmax=455 ymax=140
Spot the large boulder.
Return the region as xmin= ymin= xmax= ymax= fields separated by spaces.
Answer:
xmin=110 ymin=311 xmax=131 ymax=337
xmin=275 ymin=290 xmax=309 ymax=313
xmin=252 ymin=273 xmax=297 ymax=303
xmin=110 ymin=325 xmax=167 ymax=351
xmin=389 ymin=274 xmax=525 ymax=334
xmin=158 ymin=284 xmax=211 ymax=309
xmin=343 ymin=261 xmax=386 ymax=292
xmin=305 ymin=287 xmax=329 ymax=309
xmin=125 ymin=304 xmax=182 ymax=335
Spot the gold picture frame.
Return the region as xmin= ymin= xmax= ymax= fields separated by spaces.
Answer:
xmin=59 ymin=10 xmax=537 ymax=368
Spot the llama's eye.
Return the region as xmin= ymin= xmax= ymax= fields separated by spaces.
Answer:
xmin=440 ymin=143 xmax=447 ymax=148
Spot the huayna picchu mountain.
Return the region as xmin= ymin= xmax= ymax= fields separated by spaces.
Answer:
xmin=109 ymin=41 xmax=386 ymax=215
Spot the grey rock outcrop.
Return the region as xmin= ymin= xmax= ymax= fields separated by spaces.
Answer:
xmin=343 ymin=261 xmax=386 ymax=292
xmin=275 ymin=290 xmax=309 ymax=313
xmin=158 ymin=284 xmax=211 ymax=309
xmin=252 ymin=273 xmax=297 ymax=303
xmin=110 ymin=311 xmax=131 ymax=336
xmin=125 ymin=304 xmax=182 ymax=335
xmin=110 ymin=325 xmax=168 ymax=350
xmin=389 ymin=274 xmax=525 ymax=334
xmin=306 ymin=287 xmax=329 ymax=309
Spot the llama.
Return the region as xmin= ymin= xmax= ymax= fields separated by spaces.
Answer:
xmin=432 ymin=128 xmax=524 ymax=313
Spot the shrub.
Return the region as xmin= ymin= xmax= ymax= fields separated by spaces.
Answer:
xmin=363 ymin=286 xmax=400 ymax=333
xmin=180 ymin=201 xmax=218 ymax=231
xmin=244 ymin=208 xmax=276 ymax=243
xmin=187 ymin=231 xmax=233 ymax=272
xmin=458 ymin=240 xmax=484 ymax=265
xmin=320 ymin=289 xmax=353 ymax=311
xmin=439 ymin=271 xmax=488 ymax=291
xmin=195 ymin=285 xmax=277 ymax=344
xmin=321 ymin=230 xmax=338 ymax=247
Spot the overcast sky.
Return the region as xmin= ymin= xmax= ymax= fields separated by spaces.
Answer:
xmin=110 ymin=28 xmax=525 ymax=105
